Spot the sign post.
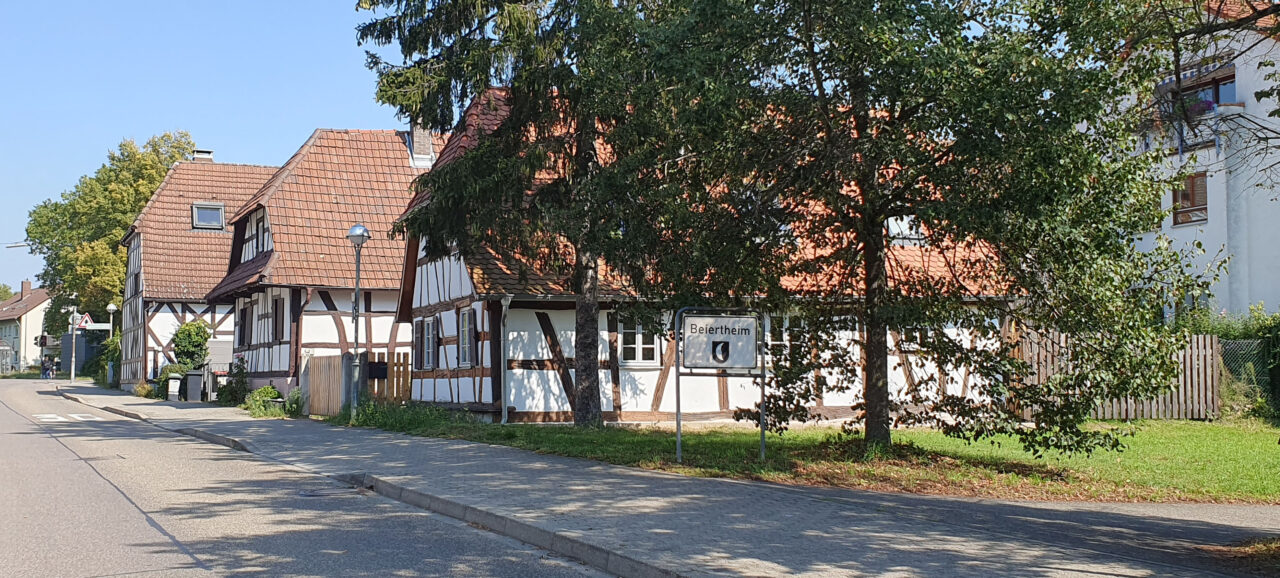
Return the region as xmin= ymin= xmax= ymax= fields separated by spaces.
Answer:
xmin=673 ymin=307 xmax=767 ymax=464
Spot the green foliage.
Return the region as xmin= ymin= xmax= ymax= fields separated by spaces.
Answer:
xmin=91 ymin=333 xmax=122 ymax=388
xmin=1174 ymin=304 xmax=1280 ymax=417
xmin=350 ymin=400 xmax=472 ymax=432
xmin=597 ymin=0 xmax=1212 ymax=455
xmin=216 ymin=358 xmax=250 ymax=406
xmin=244 ymin=385 xmax=286 ymax=418
xmin=172 ymin=321 xmax=211 ymax=368
xmin=156 ymin=363 xmax=189 ymax=380
xmin=0 ymin=284 xmax=12 ymax=302
xmin=357 ymin=0 xmax=647 ymax=426
xmin=133 ymin=381 xmax=153 ymax=398
xmin=26 ymin=132 xmax=194 ymax=333
xmin=1173 ymin=304 xmax=1280 ymax=341
xmin=284 ymin=387 xmax=304 ymax=418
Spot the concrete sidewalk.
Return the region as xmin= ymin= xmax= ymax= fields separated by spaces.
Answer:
xmin=56 ymin=383 xmax=1280 ymax=577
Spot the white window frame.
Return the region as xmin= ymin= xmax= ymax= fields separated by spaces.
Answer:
xmin=460 ymin=309 xmax=481 ymax=368
xmin=457 ymin=309 xmax=476 ymax=368
xmin=416 ymin=317 xmax=438 ymax=370
xmin=619 ymin=321 xmax=660 ymax=366
xmin=191 ymin=203 xmax=225 ymax=230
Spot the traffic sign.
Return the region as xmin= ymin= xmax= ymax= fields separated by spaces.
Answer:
xmin=75 ymin=313 xmax=94 ymax=329
xmin=83 ymin=323 xmax=111 ymax=331
xmin=681 ymin=314 xmax=759 ymax=369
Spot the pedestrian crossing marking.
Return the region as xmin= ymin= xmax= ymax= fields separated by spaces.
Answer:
xmin=33 ymin=414 xmax=103 ymax=422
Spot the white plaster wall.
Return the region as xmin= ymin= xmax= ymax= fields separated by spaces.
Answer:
xmin=1136 ymin=30 xmax=1280 ymax=314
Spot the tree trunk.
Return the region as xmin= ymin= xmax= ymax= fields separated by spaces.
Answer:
xmin=573 ymin=249 xmax=604 ymax=426
xmin=862 ymin=213 xmax=892 ymax=449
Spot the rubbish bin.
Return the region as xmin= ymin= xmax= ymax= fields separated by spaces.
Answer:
xmin=167 ymin=373 xmax=183 ymax=401
xmin=185 ymin=370 xmax=204 ymax=401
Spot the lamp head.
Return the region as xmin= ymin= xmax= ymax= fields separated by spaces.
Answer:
xmin=346 ymin=224 xmax=371 ymax=248
xmin=106 ymin=303 xmax=118 ymax=313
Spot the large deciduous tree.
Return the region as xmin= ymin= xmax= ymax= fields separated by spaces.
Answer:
xmin=357 ymin=0 xmax=651 ymax=426
xmin=613 ymin=0 xmax=1213 ymax=454
xmin=26 ymin=133 xmax=194 ymax=333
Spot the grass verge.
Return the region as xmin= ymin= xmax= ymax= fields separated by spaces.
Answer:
xmin=339 ymin=400 xmax=1280 ymax=503
xmin=1201 ymin=537 xmax=1280 ymax=577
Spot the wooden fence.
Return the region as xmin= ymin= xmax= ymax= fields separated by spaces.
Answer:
xmin=1018 ymin=333 xmax=1220 ymax=420
xmin=369 ymin=351 xmax=412 ymax=403
xmin=303 ymin=354 xmax=346 ymax=417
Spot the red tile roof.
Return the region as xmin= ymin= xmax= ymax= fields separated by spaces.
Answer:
xmin=209 ymin=129 xmax=446 ymax=301
xmin=0 ymin=287 xmax=49 ymax=321
xmin=126 ymin=162 xmax=277 ymax=302
xmin=402 ymin=89 xmax=511 ymax=217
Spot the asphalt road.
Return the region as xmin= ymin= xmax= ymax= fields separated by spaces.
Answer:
xmin=0 ymin=380 xmax=603 ymax=577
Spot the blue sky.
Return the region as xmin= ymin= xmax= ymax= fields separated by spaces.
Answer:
xmin=0 ymin=1 xmax=404 ymax=291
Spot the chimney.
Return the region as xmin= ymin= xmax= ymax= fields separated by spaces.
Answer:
xmin=20 ymin=280 xmax=30 ymax=300
xmin=409 ymin=123 xmax=436 ymax=169
xmin=192 ymin=149 xmax=215 ymax=163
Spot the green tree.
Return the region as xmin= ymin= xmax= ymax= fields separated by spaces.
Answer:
xmin=173 ymin=320 xmax=211 ymax=368
xmin=358 ymin=0 xmax=647 ymax=426
xmin=612 ymin=0 xmax=1213 ymax=454
xmin=0 ymin=284 xmax=12 ymax=302
xmin=26 ymin=133 xmax=194 ymax=333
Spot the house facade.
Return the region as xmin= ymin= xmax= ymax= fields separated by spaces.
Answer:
xmin=119 ymin=153 xmax=277 ymax=385
xmin=0 ymin=281 xmax=51 ymax=371
xmin=1137 ymin=17 xmax=1280 ymax=315
xmin=207 ymin=128 xmax=445 ymax=392
xmin=397 ymin=92 xmax=987 ymax=423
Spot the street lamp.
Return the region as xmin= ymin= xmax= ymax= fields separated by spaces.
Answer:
xmin=346 ymin=224 xmax=371 ymax=422
xmin=106 ymin=303 xmax=118 ymax=338
xmin=61 ymin=305 xmax=79 ymax=383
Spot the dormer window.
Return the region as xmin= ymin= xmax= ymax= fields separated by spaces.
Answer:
xmin=192 ymin=203 xmax=224 ymax=230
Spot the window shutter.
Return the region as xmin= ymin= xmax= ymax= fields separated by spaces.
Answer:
xmin=413 ymin=319 xmax=423 ymax=370
xmin=1192 ymin=174 xmax=1207 ymax=207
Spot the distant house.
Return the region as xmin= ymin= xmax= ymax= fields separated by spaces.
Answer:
xmin=0 ymin=281 xmax=51 ymax=371
xmin=206 ymin=128 xmax=445 ymax=392
xmin=1136 ymin=4 xmax=1280 ymax=314
xmin=120 ymin=152 xmax=277 ymax=384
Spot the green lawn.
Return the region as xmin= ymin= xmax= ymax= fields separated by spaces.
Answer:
xmin=338 ymin=402 xmax=1280 ymax=503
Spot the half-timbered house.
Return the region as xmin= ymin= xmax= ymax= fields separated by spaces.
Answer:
xmin=120 ymin=153 xmax=277 ymax=385
xmin=207 ymin=128 xmax=445 ymax=392
xmin=397 ymin=93 xmax=999 ymax=423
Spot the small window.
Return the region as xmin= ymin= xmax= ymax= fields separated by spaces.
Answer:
xmin=191 ymin=203 xmax=224 ymax=230
xmin=457 ymin=309 xmax=476 ymax=367
xmin=237 ymin=306 xmax=250 ymax=347
xmin=255 ymin=218 xmax=265 ymax=253
xmin=415 ymin=318 xmax=438 ymax=370
xmin=620 ymin=321 xmax=659 ymax=365
xmin=1173 ymin=172 xmax=1208 ymax=225
xmin=272 ymin=297 xmax=285 ymax=342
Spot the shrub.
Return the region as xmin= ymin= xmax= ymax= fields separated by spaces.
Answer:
xmin=217 ymin=358 xmax=249 ymax=406
xmin=173 ymin=321 xmax=211 ymax=368
xmin=133 ymin=381 xmax=153 ymax=398
xmin=156 ymin=363 xmax=190 ymax=379
xmin=284 ymin=387 xmax=304 ymax=418
xmin=245 ymin=385 xmax=286 ymax=418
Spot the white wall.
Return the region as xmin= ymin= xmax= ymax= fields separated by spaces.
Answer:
xmin=1138 ymin=30 xmax=1280 ymax=314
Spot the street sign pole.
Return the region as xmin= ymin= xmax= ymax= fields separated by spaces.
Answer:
xmin=672 ymin=307 xmax=766 ymax=465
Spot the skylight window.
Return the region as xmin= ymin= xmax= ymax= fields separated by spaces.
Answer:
xmin=192 ymin=203 xmax=224 ymax=230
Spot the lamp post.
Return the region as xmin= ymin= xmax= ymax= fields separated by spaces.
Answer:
xmin=106 ymin=303 xmax=118 ymax=338
xmin=62 ymin=305 xmax=79 ymax=383
xmin=346 ymin=224 xmax=371 ymax=422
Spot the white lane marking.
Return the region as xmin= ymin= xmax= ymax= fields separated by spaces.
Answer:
xmin=33 ymin=414 xmax=69 ymax=422
xmin=69 ymin=414 xmax=103 ymax=421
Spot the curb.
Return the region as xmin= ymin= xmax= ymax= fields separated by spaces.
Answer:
xmin=53 ymin=386 xmax=683 ymax=578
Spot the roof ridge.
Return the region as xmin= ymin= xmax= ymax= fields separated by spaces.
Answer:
xmin=176 ymin=160 xmax=280 ymax=170
xmin=228 ymin=129 xmax=325 ymax=224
